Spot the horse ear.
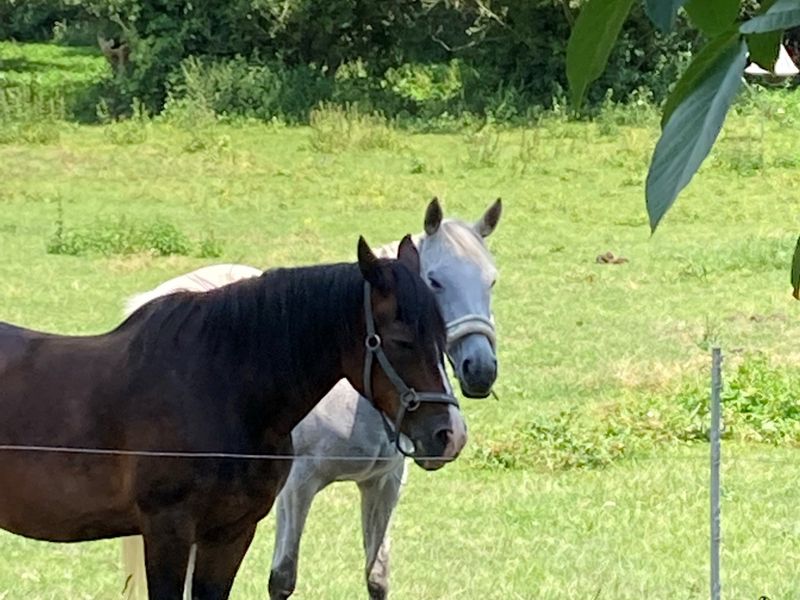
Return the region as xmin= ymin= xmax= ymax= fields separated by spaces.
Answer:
xmin=475 ymin=198 xmax=502 ymax=238
xmin=424 ymin=197 xmax=443 ymax=236
xmin=397 ymin=234 xmax=420 ymax=273
xmin=357 ymin=236 xmax=387 ymax=291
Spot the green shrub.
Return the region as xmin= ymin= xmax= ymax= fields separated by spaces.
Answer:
xmin=47 ymin=216 xmax=192 ymax=257
xmin=7 ymin=0 xmax=698 ymax=121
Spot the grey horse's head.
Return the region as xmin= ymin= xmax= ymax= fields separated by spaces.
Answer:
xmin=418 ymin=198 xmax=501 ymax=398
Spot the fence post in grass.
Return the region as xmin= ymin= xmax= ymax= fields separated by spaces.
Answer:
xmin=710 ymin=346 xmax=723 ymax=600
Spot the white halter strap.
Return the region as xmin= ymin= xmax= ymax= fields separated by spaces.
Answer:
xmin=445 ymin=314 xmax=496 ymax=351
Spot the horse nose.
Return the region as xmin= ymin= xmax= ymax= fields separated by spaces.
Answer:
xmin=462 ymin=356 xmax=497 ymax=380
xmin=460 ymin=356 xmax=497 ymax=398
xmin=435 ymin=427 xmax=453 ymax=448
xmin=434 ymin=420 xmax=466 ymax=458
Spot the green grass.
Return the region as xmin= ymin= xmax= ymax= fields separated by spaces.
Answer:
xmin=0 ymin=41 xmax=107 ymax=92
xmin=2 ymin=46 xmax=800 ymax=598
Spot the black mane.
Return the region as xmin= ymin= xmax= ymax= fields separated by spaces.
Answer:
xmin=117 ymin=258 xmax=446 ymax=413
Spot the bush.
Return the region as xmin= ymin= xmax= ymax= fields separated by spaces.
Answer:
xmin=0 ymin=0 xmax=85 ymax=41
xmin=105 ymin=0 xmax=696 ymax=120
xmin=2 ymin=0 xmax=699 ymax=122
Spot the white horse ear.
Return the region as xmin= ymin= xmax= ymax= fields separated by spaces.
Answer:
xmin=424 ymin=197 xmax=443 ymax=236
xmin=397 ymin=234 xmax=420 ymax=273
xmin=475 ymin=198 xmax=502 ymax=238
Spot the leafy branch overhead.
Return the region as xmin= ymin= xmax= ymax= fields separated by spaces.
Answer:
xmin=566 ymin=0 xmax=800 ymax=233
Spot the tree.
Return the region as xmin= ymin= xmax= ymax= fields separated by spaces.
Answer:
xmin=565 ymin=0 xmax=800 ymax=233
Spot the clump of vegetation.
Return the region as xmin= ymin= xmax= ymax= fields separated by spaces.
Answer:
xmin=98 ymin=98 xmax=150 ymax=145
xmin=46 ymin=200 xmax=220 ymax=258
xmin=47 ymin=216 xmax=192 ymax=257
xmin=462 ymin=125 xmax=501 ymax=169
xmin=309 ymin=103 xmax=399 ymax=153
xmin=470 ymin=410 xmax=628 ymax=472
xmin=701 ymin=354 xmax=800 ymax=445
xmin=197 ymin=231 xmax=223 ymax=258
xmin=471 ymin=354 xmax=800 ymax=472
xmin=0 ymin=82 xmax=65 ymax=144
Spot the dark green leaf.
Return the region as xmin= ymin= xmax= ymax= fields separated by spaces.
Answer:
xmin=792 ymin=235 xmax=800 ymax=299
xmin=741 ymin=0 xmax=800 ymax=33
xmin=566 ymin=0 xmax=635 ymax=110
xmin=646 ymin=38 xmax=747 ymax=232
xmin=744 ymin=0 xmax=780 ymax=69
xmin=747 ymin=30 xmax=782 ymax=69
xmin=644 ymin=0 xmax=689 ymax=32
xmin=685 ymin=0 xmax=741 ymax=35
xmin=661 ymin=32 xmax=741 ymax=129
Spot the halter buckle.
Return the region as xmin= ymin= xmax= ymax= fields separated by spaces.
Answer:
xmin=401 ymin=390 xmax=421 ymax=412
xmin=365 ymin=334 xmax=381 ymax=351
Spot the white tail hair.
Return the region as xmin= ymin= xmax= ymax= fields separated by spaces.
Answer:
xmin=119 ymin=263 xmax=262 ymax=599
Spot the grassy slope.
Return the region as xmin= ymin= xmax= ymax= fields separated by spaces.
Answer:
xmin=1 ymin=43 xmax=800 ymax=598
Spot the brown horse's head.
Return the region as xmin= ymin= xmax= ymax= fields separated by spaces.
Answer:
xmin=345 ymin=236 xmax=466 ymax=470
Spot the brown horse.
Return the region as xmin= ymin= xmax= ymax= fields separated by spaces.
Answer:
xmin=0 ymin=236 xmax=461 ymax=599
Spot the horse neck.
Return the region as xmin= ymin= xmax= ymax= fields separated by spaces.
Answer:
xmin=243 ymin=264 xmax=366 ymax=438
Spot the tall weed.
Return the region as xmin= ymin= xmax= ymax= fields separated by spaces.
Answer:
xmin=309 ymin=103 xmax=399 ymax=152
xmin=0 ymin=82 xmax=65 ymax=144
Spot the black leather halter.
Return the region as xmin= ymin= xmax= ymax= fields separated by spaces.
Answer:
xmin=361 ymin=282 xmax=459 ymax=456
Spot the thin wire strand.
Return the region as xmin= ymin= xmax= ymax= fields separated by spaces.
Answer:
xmin=0 ymin=444 xmax=446 ymax=462
xmin=0 ymin=444 xmax=796 ymax=465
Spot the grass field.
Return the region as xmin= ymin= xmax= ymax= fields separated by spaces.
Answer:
xmin=1 ymin=42 xmax=800 ymax=598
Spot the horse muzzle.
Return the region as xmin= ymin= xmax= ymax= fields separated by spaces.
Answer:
xmin=412 ymin=405 xmax=467 ymax=471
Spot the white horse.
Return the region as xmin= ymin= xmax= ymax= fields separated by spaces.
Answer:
xmin=120 ymin=198 xmax=501 ymax=600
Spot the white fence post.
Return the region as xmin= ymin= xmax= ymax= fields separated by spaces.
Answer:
xmin=710 ymin=346 xmax=723 ymax=600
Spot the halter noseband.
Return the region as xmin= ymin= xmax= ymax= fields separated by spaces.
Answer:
xmin=362 ymin=282 xmax=459 ymax=457
xmin=445 ymin=314 xmax=496 ymax=351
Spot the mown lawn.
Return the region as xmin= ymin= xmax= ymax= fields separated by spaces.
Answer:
xmin=1 ymin=42 xmax=800 ymax=599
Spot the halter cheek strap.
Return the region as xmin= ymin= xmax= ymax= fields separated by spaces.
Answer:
xmin=361 ymin=282 xmax=459 ymax=456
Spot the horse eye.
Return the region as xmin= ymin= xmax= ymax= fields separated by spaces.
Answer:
xmin=490 ymin=279 xmax=497 ymax=288
xmin=394 ymin=339 xmax=414 ymax=350
xmin=428 ymin=277 xmax=443 ymax=290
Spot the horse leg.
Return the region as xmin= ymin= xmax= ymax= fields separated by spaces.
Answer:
xmin=359 ymin=462 xmax=405 ymax=600
xmin=268 ymin=467 xmax=324 ymax=600
xmin=141 ymin=515 xmax=194 ymax=600
xmin=190 ymin=524 xmax=257 ymax=600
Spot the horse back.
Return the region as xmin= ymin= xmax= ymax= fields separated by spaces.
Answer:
xmin=0 ymin=322 xmax=57 ymax=376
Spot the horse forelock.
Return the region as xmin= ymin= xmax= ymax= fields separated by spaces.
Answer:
xmin=420 ymin=219 xmax=496 ymax=280
xmin=388 ymin=260 xmax=447 ymax=352
xmin=374 ymin=219 xmax=495 ymax=277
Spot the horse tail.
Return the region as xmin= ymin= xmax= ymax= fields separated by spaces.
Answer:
xmin=121 ymin=536 xmax=147 ymax=599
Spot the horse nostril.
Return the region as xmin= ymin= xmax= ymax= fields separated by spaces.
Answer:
xmin=462 ymin=359 xmax=472 ymax=375
xmin=435 ymin=428 xmax=453 ymax=448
